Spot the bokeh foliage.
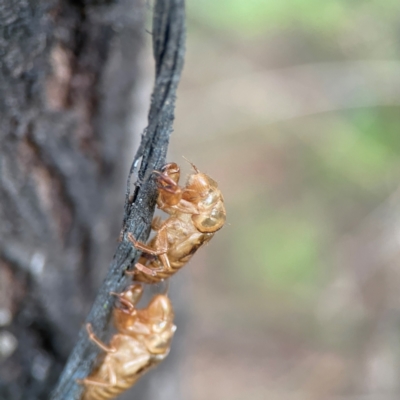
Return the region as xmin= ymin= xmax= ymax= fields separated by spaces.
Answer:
xmin=177 ymin=1 xmax=400 ymax=398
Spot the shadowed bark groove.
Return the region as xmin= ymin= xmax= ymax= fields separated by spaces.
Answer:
xmin=0 ymin=0 xmax=155 ymax=399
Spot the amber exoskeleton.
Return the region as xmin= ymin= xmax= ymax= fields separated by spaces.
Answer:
xmin=127 ymin=162 xmax=226 ymax=283
xmin=79 ymin=285 xmax=176 ymax=400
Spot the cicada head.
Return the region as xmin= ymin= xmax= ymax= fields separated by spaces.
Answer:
xmin=112 ymin=285 xmax=144 ymax=333
xmin=183 ymin=171 xmax=218 ymax=203
xmin=142 ymin=294 xmax=176 ymax=355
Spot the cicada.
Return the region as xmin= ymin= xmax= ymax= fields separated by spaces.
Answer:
xmin=79 ymin=285 xmax=176 ymax=400
xmin=127 ymin=162 xmax=226 ymax=283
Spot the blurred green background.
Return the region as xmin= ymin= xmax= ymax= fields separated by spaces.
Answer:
xmin=170 ymin=1 xmax=400 ymax=399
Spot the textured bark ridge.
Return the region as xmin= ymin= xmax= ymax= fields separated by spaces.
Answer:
xmin=51 ymin=0 xmax=186 ymax=398
xmin=0 ymin=0 xmax=144 ymax=399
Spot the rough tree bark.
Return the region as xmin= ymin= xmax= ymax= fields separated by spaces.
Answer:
xmin=0 ymin=1 xmax=186 ymax=400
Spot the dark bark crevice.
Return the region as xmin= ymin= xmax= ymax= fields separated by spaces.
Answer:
xmin=0 ymin=0 xmax=146 ymax=399
xmin=0 ymin=1 xmax=186 ymax=399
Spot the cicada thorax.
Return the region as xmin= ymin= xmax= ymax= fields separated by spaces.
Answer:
xmin=132 ymin=214 xmax=213 ymax=284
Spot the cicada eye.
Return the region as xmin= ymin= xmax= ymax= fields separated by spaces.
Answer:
xmin=151 ymin=319 xmax=168 ymax=333
xmin=192 ymin=205 xmax=226 ymax=233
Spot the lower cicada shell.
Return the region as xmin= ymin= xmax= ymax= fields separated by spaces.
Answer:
xmin=79 ymin=285 xmax=176 ymax=400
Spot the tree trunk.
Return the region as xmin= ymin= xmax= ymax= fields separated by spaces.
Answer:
xmin=0 ymin=1 xmax=145 ymax=398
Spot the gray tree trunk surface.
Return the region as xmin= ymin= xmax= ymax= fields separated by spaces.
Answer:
xmin=0 ymin=1 xmax=186 ymax=399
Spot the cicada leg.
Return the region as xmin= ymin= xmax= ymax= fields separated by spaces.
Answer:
xmin=86 ymin=323 xmax=116 ymax=353
xmin=127 ymin=231 xmax=168 ymax=256
xmin=127 ymin=227 xmax=172 ymax=276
